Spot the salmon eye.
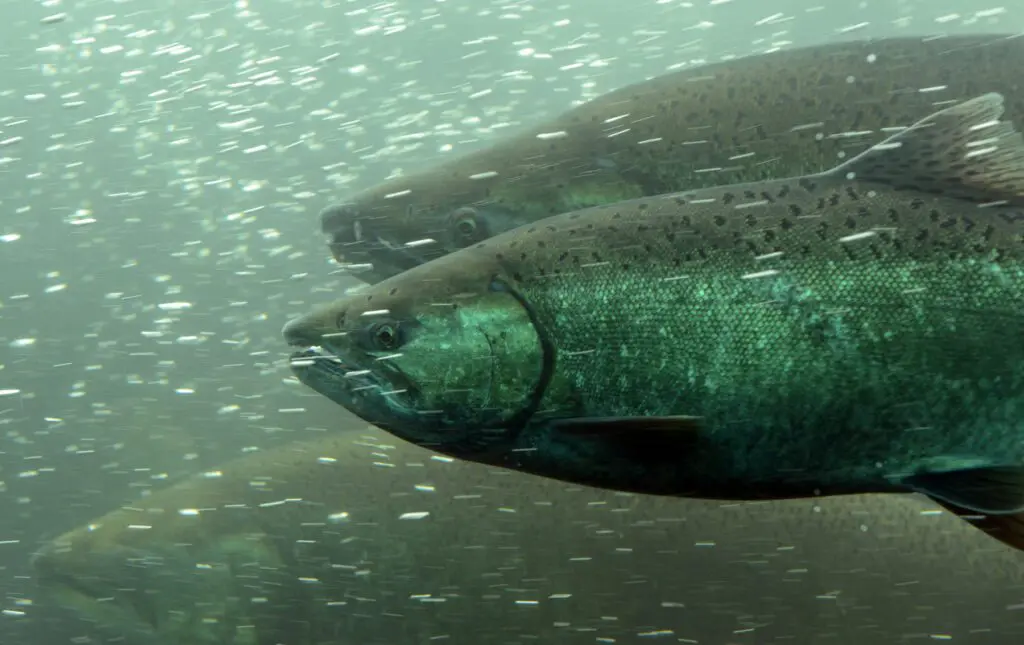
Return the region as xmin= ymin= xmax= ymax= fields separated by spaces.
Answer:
xmin=372 ymin=323 xmax=400 ymax=351
xmin=450 ymin=207 xmax=480 ymax=240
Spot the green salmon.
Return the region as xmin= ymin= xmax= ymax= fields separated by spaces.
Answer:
xmin=285 ymin=94 xmax=1024 ymax=553
xmin=29 ymin=430 xmax=1024 ymax=644
xmin=320 ymin=34 xmax=1024 ymax=284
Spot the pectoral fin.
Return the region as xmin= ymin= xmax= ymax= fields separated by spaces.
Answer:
xmin=902 ymin=465 xmax=1024 ymax=514
xmin=550 ymin=416 xmax=703 ymax=462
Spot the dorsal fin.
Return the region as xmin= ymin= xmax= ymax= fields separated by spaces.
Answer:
xmin=824 ymin=92 xmax=1024 ymax=204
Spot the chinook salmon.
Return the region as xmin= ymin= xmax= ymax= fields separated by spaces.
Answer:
xmin=320 ymin=34 xmax=1024 ymax=284
xmin=29 ymin=430 xmax=1024 ymax=645
xmin=285 ymin=94 xmax=1024 ymax=552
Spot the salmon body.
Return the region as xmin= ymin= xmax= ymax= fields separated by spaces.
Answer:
xmin=321 ymin=34 xmax=1024 ymax=284
xmin=288 ymin=94 xmax=1024 ymax=551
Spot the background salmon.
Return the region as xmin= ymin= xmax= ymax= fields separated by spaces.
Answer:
xmin=31 ymin=430 xmax=1024 ymax=645
xmin=320 ymin=34 xmax=1024 ymax=283
xmin=286 ymin=95 xmax=1024 ymax=552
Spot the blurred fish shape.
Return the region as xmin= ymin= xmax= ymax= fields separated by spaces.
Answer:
xmin=30 ymin=431 xmax=1024 ymax=644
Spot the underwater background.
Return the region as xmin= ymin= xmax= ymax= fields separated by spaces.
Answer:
xmin=2 ymin=0 xmax=1024 ymax=643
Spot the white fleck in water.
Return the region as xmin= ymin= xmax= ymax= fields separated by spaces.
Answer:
xmin=755 ymin=13 xmax=783 ymax=25
xmin=9 ymin=339 xmax=35 ymax=348
xmin=838 ymin=231 xmax=877 ymax=243
xmin=0 ymin=389 xmax=20 ymax=397
xmin=837 ymin=22 xmax=868 ymax=33
xmin=178 ymin=509 xmax=200 ymax=516
xmin=404 ymin=238 xmax=435 ymax=248
xmin=399 ymin=511 xmax=429 ymax=520
xmin=965 ymin=145 xmax=998 ymax=158
xmin=536 ymin=131 xmax=568 ymax=140
xmin=158 ymin=301 xmax=192 ymax=311
xmin=734 ymin=200 xmax=769 ymax=210
xmin=638 ymin=629 xmax=675 ymax=637
xmin=741 ymin=270 xmax=778 ymax=280
xmin=469 ymin=171 xmax=498 ymax=180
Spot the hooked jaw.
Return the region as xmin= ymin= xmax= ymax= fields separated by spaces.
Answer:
xmin=318 ymin=201 xmax=525 ymax=283
xmin=319 ymin=203 xmax=442 ymax=283
xmin=282 ymin=312 xmax=423 ymax=433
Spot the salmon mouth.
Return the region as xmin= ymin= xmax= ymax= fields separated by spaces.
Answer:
xmin=287 ymin=345 xmax=520 ymax=453
xmin=320 ymin=204 xmax=440 ymax=283
xmin=287 ymin=346 xmax=423 ymax=430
